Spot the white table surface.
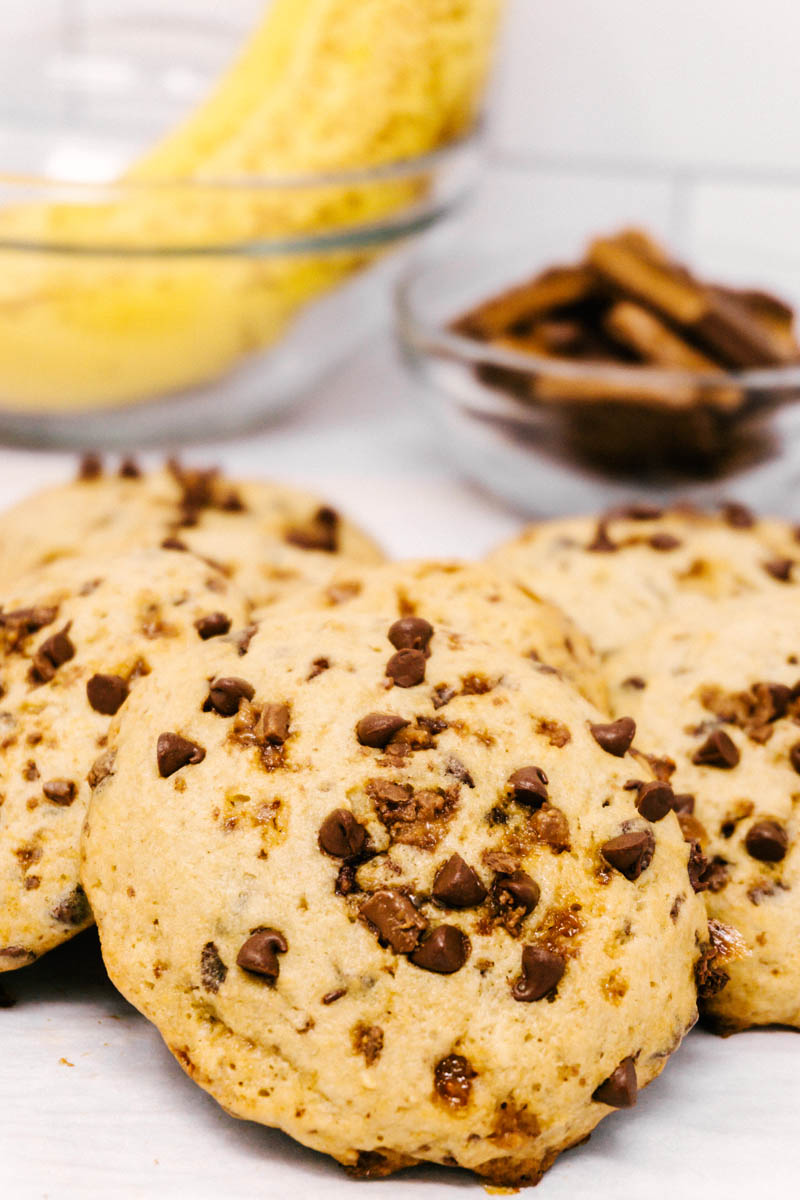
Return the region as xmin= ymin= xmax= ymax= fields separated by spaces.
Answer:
xmin=0 ymin=335 xmax=798 ymax=1200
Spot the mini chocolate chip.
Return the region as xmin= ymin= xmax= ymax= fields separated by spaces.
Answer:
xmin=512 ymin=946 xmax=565 ymax=1002
xmin=507 ymin=766 xmax=549 ymax=808
xmin=386 ymin=648 xmax=426 ymax=688
xmin=409 ymin=925 xmax=469 ymax=974
xmin=318 ymin=809 xmax=367 ymax=858
xmin=161 ymin=536 xmax=188 ymax=552
xmin=322 ymin=988 xmax=346 ymax=1005
xmin=200 ymin=941 xmax=228 ymax=993
xmin=195 ymin=612 xmax=231 ymax=640
xmin=204 ymin=677 xmax=255 ymax=717
xmin=307 ymin=657 xmax=329 ymax=680
xmin=601 ymin=830 xmax=655 ymax=880
xmin=635 ymin=781 xmax=674 ymax=823
xmin=692 ymin=729 xmax=740 ymax=768
xmin=78 ymin=453 xmax=102 ymax=480
xmin=623 ymin=676 xmax=646 ymax=690
xmin=388 ymin=617 xmax=434 ymax=654
xmin=42 ymin=779 xmax=76 ymax=806
xmin=763 ymin=557 xmax=794 ymax=582
xmin=237 ymin=928 xmax=287 ymax=980
xmin=744 ymin=820 xmax=788 ymax=863
xmin=671 ymin=793 xmax=696 ymax=815
xmin=649 ymin=532 xmax=681 ymax=551
xmin=257 ymin=703 xmax=290 ymax=745
xmin=592 ymin=1057 xmax=637 ymax=1108
xmin=492 ymin=870 xmax=540 ymax=916
xmin=119 ymin=457 xmax=141 ymax=479
xmin=722 ymin=501 xmax=755 ymax=529
xmin=157 ymin=732 xmax=206 ymax=777
xmin=86 ymin=673 xmax=129 ymax=716
xmin=360 ymin=890 xmax=427 ymax=953
xmin=432 ymin=854 xmax=487 ymax=908
xmin=687 ymin=840 xmax=714 ymax=892
xmin=445 ymin=755 xmax=474 ymax=787
xmin=590 ymin=717 xmax=636 ymax=757
xmin=586 ymin=520 xmax=617 ymax=552
xmin=50 ymin=886 xmax=90 ymax=926
xmin=431 ymin=683 xmax=455 ymax=709
xmin=790 ymin=742 xmax=800 ymax=775
xmin=434 ymin=1053 xmax=476 ymax=1107
xmin=356 ymin=712 xmax=410 ymax=748
xmin=31 ymin=624 xmax=74 ymax=683
xmin=285 ymin=506 xmax=339 ymax=552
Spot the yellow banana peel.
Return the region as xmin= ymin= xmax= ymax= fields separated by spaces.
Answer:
xmin=0 ymin=0 xmax=503 ymax=411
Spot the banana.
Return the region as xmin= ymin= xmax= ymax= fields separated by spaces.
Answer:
xmin=0 ymin=0 xmax=503 ymax=411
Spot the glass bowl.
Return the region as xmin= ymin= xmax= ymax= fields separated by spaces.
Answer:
xmin=397 ymin=244 xmax=800 ymax=516
xmin=0 ymin=2 xmax=482 ymax=447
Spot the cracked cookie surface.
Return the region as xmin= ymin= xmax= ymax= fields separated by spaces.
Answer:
xmin=82 ymin=610 xmax=707 ymax=1184
xmin=606 ymin=591 xmax=800 ymax=1030
xmin=0 ymin=548 xmax=248 ymax=970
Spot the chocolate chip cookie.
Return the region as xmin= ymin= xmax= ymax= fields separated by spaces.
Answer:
xmin=0 ymin=548 xmax=248 ymax=970
xmin=0 ymin=458 xmax=383 ymax=609
xmin=82 ymin=610 xmax=708 ymax=1185
xmin=266 ymin=558 xmax=605 ymax=706
xmin=489 ymin=504 xmax=799 ymax=657
xmin=605 ymin=591 xmax=800 ymax=1031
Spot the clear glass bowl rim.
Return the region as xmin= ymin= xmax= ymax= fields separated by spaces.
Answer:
xmin=396 ymin=249 xmax=800 ymax=400
xmin=0 ymin=130 xmax=479 ymax=258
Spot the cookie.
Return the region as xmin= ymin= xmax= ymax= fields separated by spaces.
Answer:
xmin=0 ymin=458 xmax=384 ymax=608
xmin=605 ymin=591 xmax=800 ymax=1030
xmin=265 ymin=558 xmax=605 ymax=707
xmin=82 ymin=610 xmax=708 ymax=1185
xmin=0 ymin=548 xmax=248 ymax=971
xmin=488 ymin=504 xmax=799 ymax=657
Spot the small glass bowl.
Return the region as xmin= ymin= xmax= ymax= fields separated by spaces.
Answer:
xmin=0 ymin=3 xmax=481 ymax=447
xmin=396 ymin=246 xmax=800 ymax=516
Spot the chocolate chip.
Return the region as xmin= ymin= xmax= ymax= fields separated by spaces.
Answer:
xmin=157 ymin=733 xmax=206 ymax=777
xmin=622 ymin=675 xmax=646 ymax=690
xmin=592 ymin=1057 xmax=637 ymax=1108
xmin=511 ymin=946 xmax=565 ymax=1001
xmin=386 ymin=648 xmax=426 ymax=688
xmin=649 ymin=532 xmax=681 ymax=551
xmin=434 ymin=1054 xmax=476 ymax=1107
xmin=236 ymin=928 xmax=287 ymax=980
xmin=50 ymin=886 xmax=90 ymax=926
xmin=431 ymin=683 xmax=456 ymax=709
xmin=195 ymin=612 xmax=231 ymax=640
xmin=322 ymin=988 xmax=346 ymax=1005
xmin=356 ymin=712 xmax=410 ymax=748
xmin=635 ymin=781 xmax=673 ymax=823
xmin=388 ymin=617 xmax=434 ymax=654
xmin=119 ymin=457 xmax=141 ymax=479
xmin=492 ymin=870 xmax=540 ymax=917
xmin=763 ymin=557 xmax=794 ymax=582
xmin=409 ymin=925 xmax=469 ymax=974
xmin=87 ymin=748 xmax=116 ymax=790
xmin=601 ymin=830 xmax=655 ymax=880
xmin=722 ymin=501 xmax=755 ymax=529
xmin=285 ymin=505 xmax=339 ymax=552
xmin=586 ymin=520 xmax=617 ymax=552
xmin=360 ymin=890 xmax=427 ymax=953
xmin=744 ymin=819 xmax=788 ymax=863
xmin=200 ymin=941 xmax=228 ymax=993
xmin=42 ymin=779 xmax=76 ymax=807
xmin=257 ymin=703 xmax=290 ymax=745
xmin=507 ymin=766 xmax=549 ymax=808
xmin=0 ymin=605 xmax=57 ymax=639
xmin=224 ymin=624 xmax=257 ymax=656
xmin=204 ymin=676 xmax=255 ymax=717
xmin=307 ymin=657 xmax=329 ymax=680
xmin=790 ymin=742 xmax=800 ymax=774
xmin=78 ymin=452 xmax=102 ymax=480
xmin=686 ymin=840 xmax=713 ymax=892
xmin=692 ymin=729 xmax=740 ymax=768
xmin=671 ymin=793 xmax=696 ymax=815
xmin=86 ymin=673 xmax=129 ymax=716
xmin=590 ymin=717 xmax=636 ymax=757
xmin=31 ymin=624 xmax=74 ymax=683
xmin=318 ymin=809 xmax=367 ymax=859
xmin=161 ymin=536 xmax=188 ymax=552
xmin=445 ymin=756 xmax=474 ymax=787
xmin=432 ymin=854 xmax=487 ymax=908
